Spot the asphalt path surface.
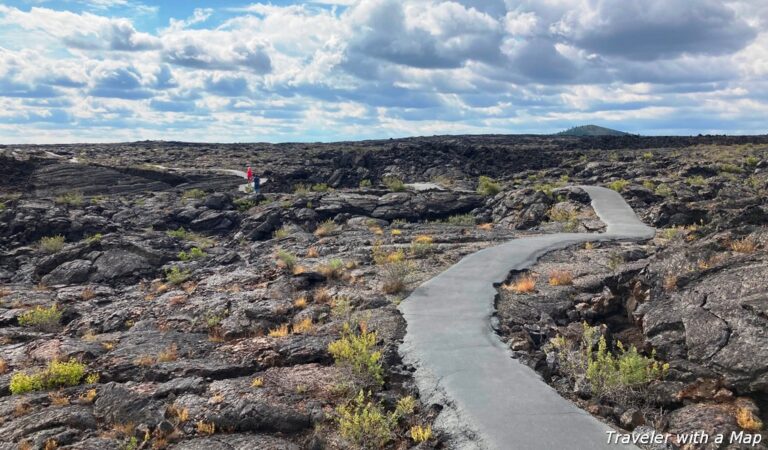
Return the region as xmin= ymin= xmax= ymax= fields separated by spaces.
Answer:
xmin=399 ymin=186 xmax=654 ymax=450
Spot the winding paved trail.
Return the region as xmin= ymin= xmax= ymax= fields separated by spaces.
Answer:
xmin=399 ymin=186 xmax=654 ymax=450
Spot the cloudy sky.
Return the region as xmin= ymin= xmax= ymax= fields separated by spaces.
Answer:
xmin=0 ymin=0 xmax=766 ymax=143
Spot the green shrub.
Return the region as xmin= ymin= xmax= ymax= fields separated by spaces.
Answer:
xmin=606 ymin=179 xmax=630 ymax=192
xmin=745 ymin=156 xmax=760 ymax=167
xmin=273 ymin=226 xmax=291 ymax=239
xmin=642 ymin=152 xmax=653 ymax=160
xmin=642 ymin=180 xmax=655 ymax=190
xmin=336 ymin=390 xmax=394 ymax=449
xmin=182 ymin=189 xmax=206 ymax=201
xmin=312 ymin=183 xmax=330 ymax=192
xmin=445 ymin=213 xmax=475 ymax=226
xmin=55 ymin=192 xmax=84 ymax=206
xmin=0 ymin=201 xmax=6 ymax=211
xmin=477 ymin=176 xmax=501 ymax=196
xmin=39 ymin=235 xmax=65 ymax=253
xmin=276 ymin=249 xmax=297 ymax=271
xmin=165 ymin=266 xmax=191 ymax=285
xmin=718 ymin=163 xmax=743 ymax=174
xmin=166 ymin=227 xmax=189 ymax=239
xmin=234 ymin=198 xmax=257 ymax=212
xmin=86 ymin=233 xmax=103 ymax=244
xmin=166 ymin=227 xmax=214 ymax=248
xmin=328 ymin=323 xmax=384 ymax=386
xmin=533 ymin=183 xmax=557 ymax=196
xmin=10 ymin=359 xmax=87 ymax=394
xmin=654 ymin=183 xmax=673 ymax=197
xmin=294 ymin=184 xmax=310 ymax=195
xmin=547 ymin=323 xmax=668 ymax=402
xmin=18 ymin=305 xmax=62 ymax=332
xmin=687 ymin=175 xmax=707 ymax=186
xmin=359 ymin=179 xmax=372 ymax=188
xmin=178 ymin=247 xmax=206 ymax=261
xmin=383 ymin=177 xmax=405 ymax=192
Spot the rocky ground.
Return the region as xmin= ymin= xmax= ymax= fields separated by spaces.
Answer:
xmin=0 ymin=135 xmax=767 ymax=449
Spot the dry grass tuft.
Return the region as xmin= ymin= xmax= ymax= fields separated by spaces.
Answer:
xmin=736 ymin=406 xmax=763 ymax=431
xmin=663 ymin=275 xmax=678 ymax=291
xmin=196 ymin=421 xmax=215 ymax=435
xmin=48 ymin=391 xmax=70 ymax=406
xmin=251 ymin=377 xmax=264 ymax=388
xmin=306 ymin=246 xmax=320 ymax=258
xmin=477 ymin=223 xmax=493 ymax=231
xmin=0 ymin=358 xmax=8 ymax=374
xmin=80 ymin=287 xmax=96 ymax=301
xmin=79 ymin=389 xmax=97 ymax=404
xmin=293 ymin=296 xmax=308 ymax=309
xmin=268 ymin=323 xmax=290 ymax=338
xmin=730 ymin=236 xmax=758 ymax=253
xmin=157 ymin=343 xmax=179 ymax=362
xmin=504 ymin=275 xmax=536 ymax=294
xmin=292 ymin=318 xmax=314 ymax=334
xmin=313 ymin=287 xmax=332 ymax=304
xmin=548 ymin=270 xmax=574 ymax=286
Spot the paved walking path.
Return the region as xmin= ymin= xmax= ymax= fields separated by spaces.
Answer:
xmin=398 ymin=186 xmax=654 ymax=450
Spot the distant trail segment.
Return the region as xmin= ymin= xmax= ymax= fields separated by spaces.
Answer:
xmin=399 ymin=186 xmax=654 ymax=450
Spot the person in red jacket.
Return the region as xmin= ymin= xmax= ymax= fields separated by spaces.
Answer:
xmin=246 ymin=166 xmax=253 ymax=182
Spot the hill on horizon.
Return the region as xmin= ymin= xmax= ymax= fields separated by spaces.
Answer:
xmin=556 ymin=125 xmax=630 ymax=136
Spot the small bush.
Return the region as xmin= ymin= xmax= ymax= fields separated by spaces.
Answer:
xmin=533 ymin=183 xmax=557 ymax=196
xmin=55 ymin=192 xmax=84 ymax=206
xmin=178 ymin=247 xmax=206 ymax=261
xmin=410 ymin=425 xmax=433 ymax=443
xmin=359 ymin=179 xmax=372 ymax=188
xmin=641 ymin=152 xmax=653 ymax=160
xmin=380 ymin=260 xmax=412 ymax=294
xmin=234 ymin=198 xmax=257 ymax=212
xmin=687 ymin=175 xmax=707 ymax=187
xmin=166 ymin=227 xmax=188 ymax=239
xmin=83 ymin=233 xmax=103 ymax=244
xmin=196 ymin=421 xmax=215 ymax=435
xmin=275 ymin=249 xmax=297 ymax=271
xmin=319 ymin=258 xmax=345 ymax=279
xmin=336 ymin=390 xmax=394 ymax=449
xmin=328 ymin=323 xmax=384 ymax=386
xmin=655 ymin=183 xmax=673 ymax=197
xmin=165 ymin=266 xmax=191 ymax=285
xmin=549 ymin=270 xmax=573 ymax=286
xmin=315 ymin=219 xmax=338 ymax=237
xmin=182 ymin=189 xmax=206 ymax=201
xmin=10 ymin=359 xmax=87 ymax=395
xmin=306 ymin=246 xmax=320 ymax=258
xmin=39 ymin=235 xmax=65 ymax=254
xmin=383 ymin=176 xmax=405 ymax=192
xmin=642 ymin=180 xmax=655 ymax=190
xmin=445 ymin=213 xmax=475 ymax=226
xmin=251 ymin=377 xmax=264 ymax=388
xmin=606 ymin=179 xmax=630 ymax=192
xmin=477 ymin=176 xmax=501 ymax=196
xmin=548 ymin=323 xmax=668 ymax=402
xmin=718 ymin=163 xmax=743 ymax=174
xmin=410 ymin=235 xmax=434 ymax=256
xmin=18 ymin=305 xmax=62 ymax=332
xmin=312 ymin=183 xmax=330 ymax=192
xmin=745 ymin=156 xmax=760 ymax=167
xmin=293 ymin=184 xmax=310 ymax=195
xmin=273 ymin=225 xmax=290 ymax=239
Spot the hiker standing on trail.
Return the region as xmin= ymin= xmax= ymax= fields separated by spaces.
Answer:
xmin=246 ymin=166 xmax=253 ymax=182
xmin=253 ymin=172 xmax=260 ymax=193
